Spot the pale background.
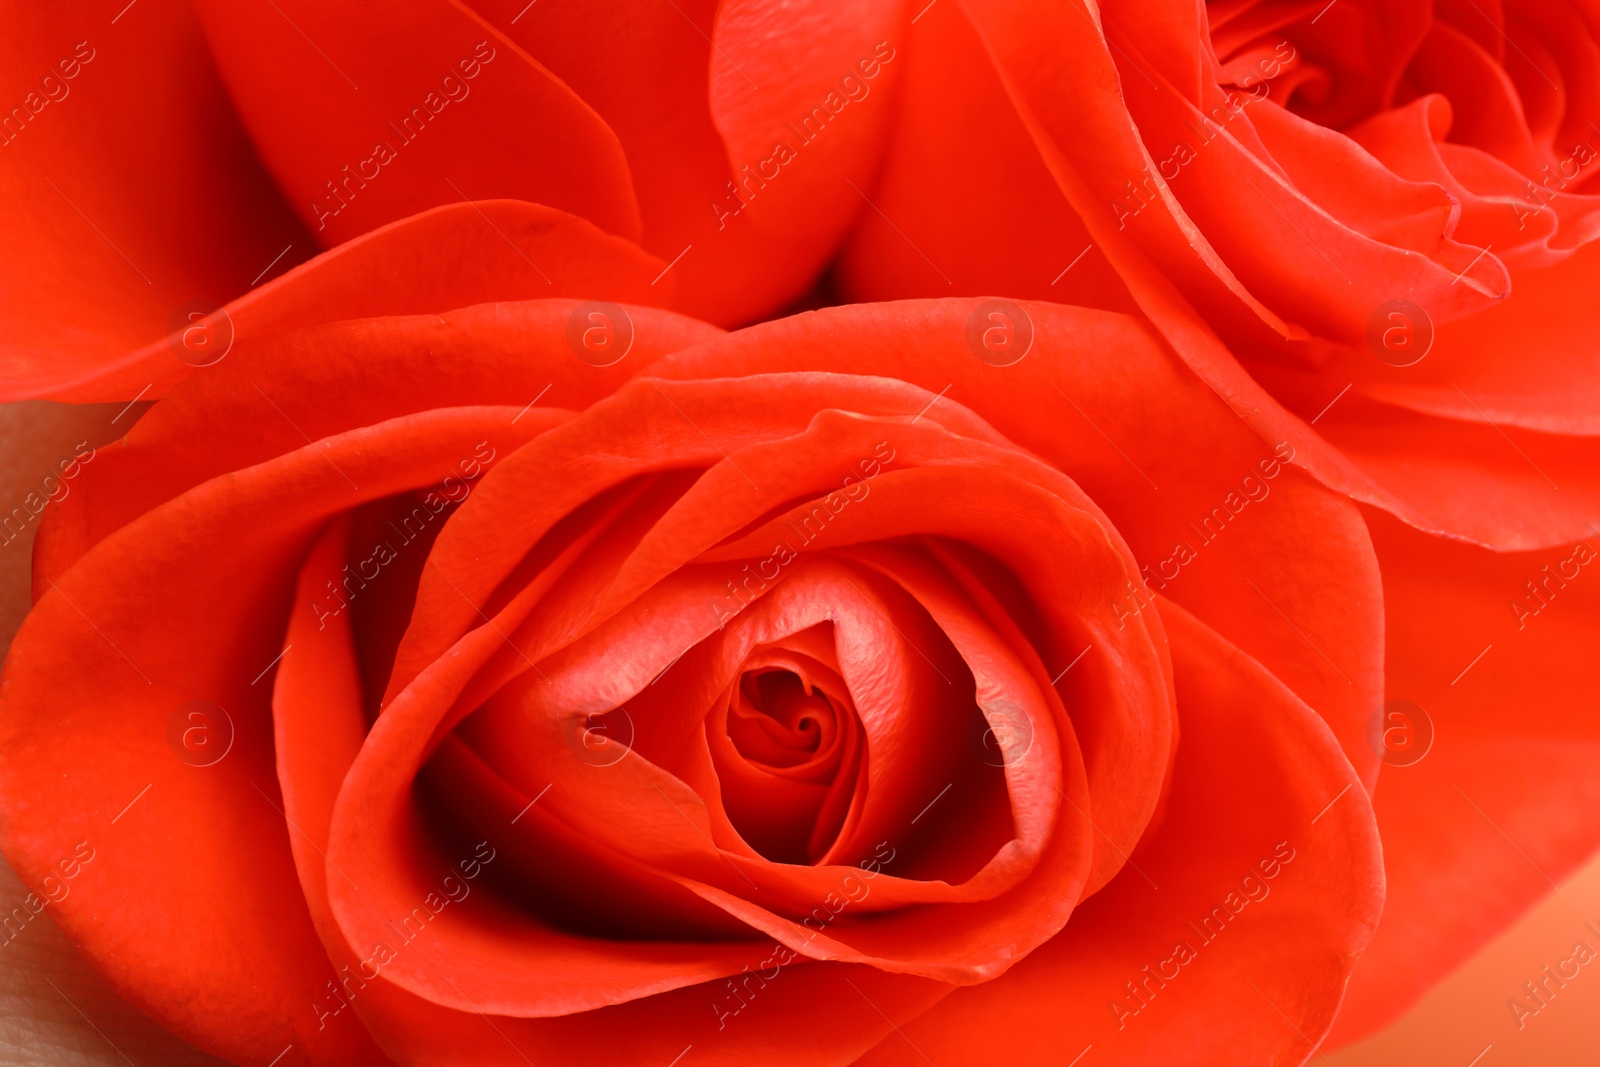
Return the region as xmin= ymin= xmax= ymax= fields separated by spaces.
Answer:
xmin=2 ymin=402 xmax=1597 ymax=1066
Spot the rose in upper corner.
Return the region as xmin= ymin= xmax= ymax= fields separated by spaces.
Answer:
xmin=0 ymin=229 xmax=1382 ymax=1065
xmin=841 ymin=0 xmax=1600 ymax=552
xmin=0 ymin=0 xmax=910 ymax=402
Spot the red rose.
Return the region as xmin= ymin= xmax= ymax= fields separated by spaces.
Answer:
xmin=1 ymin=231 xmax=1383 ymax=1064
xmin=0 ymin=0 xmax=905 ymax=401
xmin=842 ymin=0 xmax=1599 ymax=547
xmin=837 ymin=0 xmax=1600 ymax=1043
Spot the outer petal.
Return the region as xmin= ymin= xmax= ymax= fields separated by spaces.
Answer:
xmin=189 ymin=0 xmax=641 ymax=245
xmin=1328 ymin=508 xmax=1600 ymax=1044
xmin=0 ymin=0 xmax=305 ymax=402
xmin=35 ymin=297 xmax=717 ymax=579
xmin=853 ymin=600 xmax=1384 ymax=1066
xmin=0 ymin=408 xmax=544 ymax=1065
xmin=31 ymin=202 xmax=672 ymax=404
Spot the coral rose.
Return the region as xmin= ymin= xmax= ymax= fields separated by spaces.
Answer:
xmin=1 ymin=231 xmax=1383 ymax=1064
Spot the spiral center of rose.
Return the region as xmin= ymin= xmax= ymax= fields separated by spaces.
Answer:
xmin=708 ymin=638 xmax=866 ymax=866
xmin=729 ymin=668 xmax=840 ymax=767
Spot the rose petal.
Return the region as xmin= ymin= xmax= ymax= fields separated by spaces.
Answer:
xmin=1328 ymin=508 xmax=1600 ymax=1043
xmin=853 ymin=599 xmax=1383 ymax=1065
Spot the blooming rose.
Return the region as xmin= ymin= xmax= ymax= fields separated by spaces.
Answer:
xmin=0 ymin=0 xmax=905 ymax=401
xmin=1 ymin=227 xmax=1384 ymax=1064
xmin=836 ymin=0 xmax=1600 ymax=1044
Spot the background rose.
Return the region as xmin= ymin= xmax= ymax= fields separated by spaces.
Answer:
xmin=1 ymin=225 xmax=1382 ymax=1064
xmin=840 ymin=0 xmax=1600 ymax=549
xmin=0 ymin=0 xmax=908 ymax=401
xmin=835 ymin=0 xmax=1600 ymax=1041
